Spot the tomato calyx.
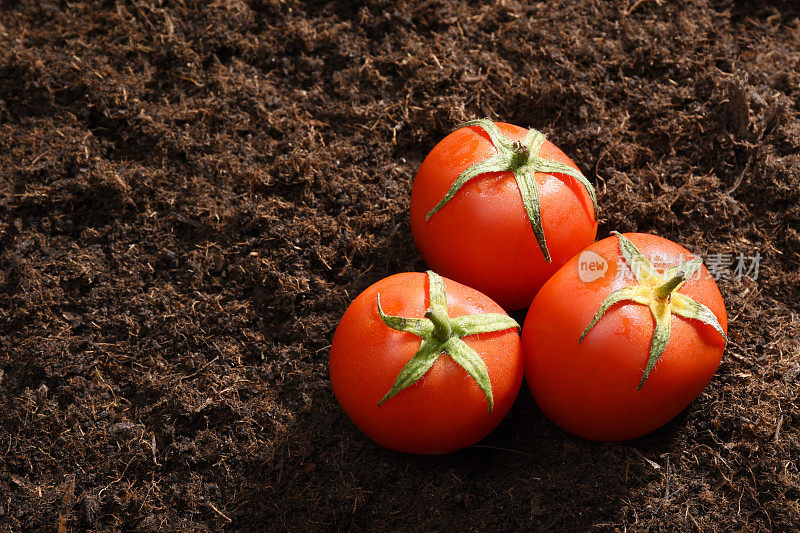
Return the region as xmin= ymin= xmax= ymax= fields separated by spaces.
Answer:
xmin=376 ymin=270 xmax=519 ymax=412
xmin=424 ymin=118 xmax=597 ymax=263
xmin=579 ymin=232 xmax=728 ymax=390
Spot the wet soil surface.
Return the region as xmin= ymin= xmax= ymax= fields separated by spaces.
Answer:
xmin=1 ymin=0 xmax=799 ymax=530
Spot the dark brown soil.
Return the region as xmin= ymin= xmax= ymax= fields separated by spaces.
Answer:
xmin=1 ymin=0 xmax=799 ymax=530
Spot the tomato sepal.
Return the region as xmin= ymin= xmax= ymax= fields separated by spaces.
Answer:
xmin=671 ymin=293 xmax=727 ymax=340
xmin=377 ymin=337 xmax=446 ymax=407
xmin=376 ymin=294 xmax=434 ymax=338
xmin=451 ymin=313 xmax=519 ymax=337
xmin=442 ymin=337 xmax=494 ymax=412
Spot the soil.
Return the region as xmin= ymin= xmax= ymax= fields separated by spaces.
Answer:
xmin=1 ymin=0 xmax=799 ymax=530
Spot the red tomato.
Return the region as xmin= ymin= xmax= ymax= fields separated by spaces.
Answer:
xmin=330 ymin=271 xmax=523 ymax=454
xmin=410 ymin=120 xmax=597 ymax=311
xmin=522 ymin=233 xmax=728 ymax=441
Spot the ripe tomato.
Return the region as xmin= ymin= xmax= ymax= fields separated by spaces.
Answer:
xmin=329 ymin=271 xmax=523 ymax=454
xmin=522 ymin=233 xmax=728 ymax=441
xmin=410 ymin=119 xmax=597 ymax=311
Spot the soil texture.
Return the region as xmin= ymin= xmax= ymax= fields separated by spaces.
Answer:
xmin=1 ymin=0 xmax=799 ymax=530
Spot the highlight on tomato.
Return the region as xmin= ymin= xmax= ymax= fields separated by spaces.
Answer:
xmin=522 ymin=232 xmax=728 ymax=442
xmin=410 ymin=119 xmax=598 ymax=311
xmin=329 ymin=270 xmax=523 ymax=454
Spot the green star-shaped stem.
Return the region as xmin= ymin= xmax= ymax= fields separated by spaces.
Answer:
xmin=425 ymin=119 xmax=597 ymax=263
xmin=376 ymin=270 xmax=519 ymax=412
xmin=579 ymin=232 xmax=728 ymax=390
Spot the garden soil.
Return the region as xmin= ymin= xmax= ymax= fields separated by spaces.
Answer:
xmin=1 ymin=0 xmax=799 ymax=530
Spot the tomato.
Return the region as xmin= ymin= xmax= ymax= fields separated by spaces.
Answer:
xmin=522 ymin=232 xmax=728 ymax=441
xmin=410 ymin=119 xmax=598 ymax=311
xmin=329 ymin=270 xmax=523 ymax=454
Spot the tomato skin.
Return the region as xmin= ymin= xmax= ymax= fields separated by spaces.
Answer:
xmin=329 ymin=272 xmax=523 ymax=454
xmin=522 ymin=234 xmax=728 ymax=442
xmin=410 ymin=122 xmax=597 ymax=311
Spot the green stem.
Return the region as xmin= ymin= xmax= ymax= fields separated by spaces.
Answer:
xmin=654 ymin=275 xmax=685 ymax=300
xmin=424 ymin=308 xmax=452 ymax=342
